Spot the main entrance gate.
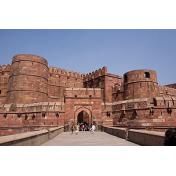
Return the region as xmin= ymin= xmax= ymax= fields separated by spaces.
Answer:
xmin=77 ymin=111 xmax=90 ymax=124
xmin=75 ymin=107 xmax=92 ymax=125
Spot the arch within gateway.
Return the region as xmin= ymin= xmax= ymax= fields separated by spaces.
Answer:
xmin=1 ymin=54 xmax=176 ymax=135
xmin=75 ymin=107 xmax=92 ymax=125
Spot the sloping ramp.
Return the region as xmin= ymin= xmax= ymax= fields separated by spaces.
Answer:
xmin=42 ymin=132 xmax=138 ymax=146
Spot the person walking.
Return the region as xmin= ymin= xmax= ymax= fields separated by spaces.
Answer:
xmin=75 ymin=124 xmax=79 ymax=135
xmin=90 ymin=124 xmax=96 ymax=134
xmin=92 ymin=124 xmax=96 ymax=132
xmin=70 ymin=122 xmax=75 ymax=135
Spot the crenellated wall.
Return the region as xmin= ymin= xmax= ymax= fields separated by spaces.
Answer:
xmin=159 ymin=85 xmax=176 ymax=97
xmin=48 ymin=67 xmax=84 ymax=102
xmin=165 ymin=83 xmax=176 ymax=89
xmin=83 ymin=67 xmax=108 ymax=81
xmin=0 ymin=65 xmax=11 ymax=104
xmin=83 ymin=66 xmax=121 ymax=103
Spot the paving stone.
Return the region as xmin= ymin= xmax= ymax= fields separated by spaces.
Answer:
xmin=42 ymin=132 xmax=138 ymax=146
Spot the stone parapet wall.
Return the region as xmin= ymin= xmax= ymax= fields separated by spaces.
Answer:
xmin=101 ymin=126 xmax=126 ymax=139
xmin=101 ymin=126 xmax=165 ymax=146
xmin=0 ymin=126 xmax=64 ymax=146
xmin=128 ymin=129 xmax=164 ymax=146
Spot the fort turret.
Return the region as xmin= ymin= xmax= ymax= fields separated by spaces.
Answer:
xmin=7 ymin=54 xmax=49 ymax=104
xmin=123 ymin=69 xmax=159 ymax=100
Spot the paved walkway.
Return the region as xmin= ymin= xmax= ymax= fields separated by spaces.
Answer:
xmin=42 ymin=132 xmax=138 ymax=146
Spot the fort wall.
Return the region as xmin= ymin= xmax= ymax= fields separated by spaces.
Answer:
xmin=165 ymin=83 xmax=176 ymax=89
xmin=159 ymin=85 xmax=176 ymax=97
xmin=48 ymin=67 xmax=84 ymax=102
xmin=83 ymin=67 xmax=121 ymax=103
xmin=7 ymin=54 xmax=49 ymax=104
xmin=64 ymin=88 xmax=102 ymax=125
xmin=0 ymin=65 xmax=11 ymax=104
xmin=1 ymin=54 xmax=176 ymax=136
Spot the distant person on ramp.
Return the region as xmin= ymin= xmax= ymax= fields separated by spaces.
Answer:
xmin=75 ymin=124 xmax=79 ymax=135
xmin=71 ymin=123 xmax=75 ymax=135
xmin=90 ymin=124 xmax=96 ymax=134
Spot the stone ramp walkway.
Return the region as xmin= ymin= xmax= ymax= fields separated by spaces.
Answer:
xmin=42 ymin=132 xmax=138 ymax=146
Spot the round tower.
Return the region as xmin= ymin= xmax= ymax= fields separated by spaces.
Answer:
xmin=7 ymin=54 xmax=49 ymax=104
xmin=123 ymin=69 xmax=159 ymax=100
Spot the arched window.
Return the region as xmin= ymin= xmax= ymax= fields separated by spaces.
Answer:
xmin=144 ymin=72 xmax=150 ymax=78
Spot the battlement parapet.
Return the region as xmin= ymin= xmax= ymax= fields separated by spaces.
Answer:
xmin=0 ymin=64 xmax=11 ymax=75
xmin=49 ymin=67 xmax=84 ymax=79
xmin=165 ymin=83 xmax=176 ymax=89
xmin=159 ymin=85 xmax=176 ymax=97
xmin=83 ymin=66 xmax=108 ymax=81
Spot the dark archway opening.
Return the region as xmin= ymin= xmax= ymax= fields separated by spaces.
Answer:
xmin=77 ymin=111 xmax=90 ymax=131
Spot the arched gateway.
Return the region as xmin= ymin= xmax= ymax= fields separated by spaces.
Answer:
xmin=75 ymin=107 xmax=92 ymax=125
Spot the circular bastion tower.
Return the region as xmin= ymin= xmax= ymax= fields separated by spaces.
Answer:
xmin=123 ymin=69 xmax=159 ymax=100
xmin=7 ymin=54 xmax=49 ymax=104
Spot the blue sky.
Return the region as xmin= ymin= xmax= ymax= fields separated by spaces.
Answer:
xmin=0 ymin=29 xmax=176 ymax=85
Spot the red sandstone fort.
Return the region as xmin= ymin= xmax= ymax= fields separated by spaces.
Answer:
xmin=0 ymin=54 xmax=176 ymax=136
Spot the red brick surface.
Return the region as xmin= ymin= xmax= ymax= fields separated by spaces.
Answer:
xmin=0 ymin=54 xmax=176 ymax=135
